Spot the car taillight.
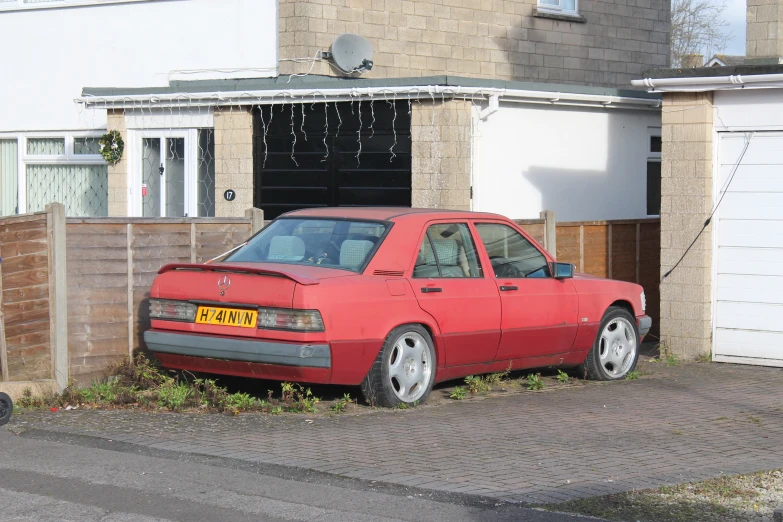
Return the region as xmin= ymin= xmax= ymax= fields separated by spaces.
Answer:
xmin=149 ymin=299 xmax=197 ymax=322
xmin=257 ymin=308 xmax=324 ymax=332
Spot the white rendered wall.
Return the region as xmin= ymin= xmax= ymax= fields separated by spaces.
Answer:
xmin=474 ymin=103 xmax=661 ymax=221
xmin=0 ymin=0 xmax=277 ymax=133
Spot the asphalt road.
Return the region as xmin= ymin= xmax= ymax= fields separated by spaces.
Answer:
xmin=0 ymin=428 xmax=596 ymax=522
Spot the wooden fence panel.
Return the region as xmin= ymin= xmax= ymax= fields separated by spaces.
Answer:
xmin=131 ymin=224 xmax=193 ymax=355
xmin=514 ymin=221 xmax=545 ymax=246
xmin=555 ymin=219 xmax=661 ymax=339
xmin=65 ymin=223 xmax=130 ymax=383
xmin=63 ymin=217 xmax=254 ymax=380
xmin=0 ymin=213 xmax=52 ymax=382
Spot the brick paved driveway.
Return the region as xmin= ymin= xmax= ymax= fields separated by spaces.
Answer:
xmin=7 ymin=360 xmax=783 ymax=504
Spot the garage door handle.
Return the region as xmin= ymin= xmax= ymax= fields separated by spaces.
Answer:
xmin=500 ymin=285 xmax=518 ymax=291
xmin=421 ymin=287 xmax=442 ymax=293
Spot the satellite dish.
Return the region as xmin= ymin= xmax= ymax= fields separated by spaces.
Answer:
xmin=330 ymin=34 xmax=374 ymax=74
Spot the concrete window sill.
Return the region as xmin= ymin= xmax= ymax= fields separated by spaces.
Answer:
xmin=533 ymin=8 xmax=587 ymax=23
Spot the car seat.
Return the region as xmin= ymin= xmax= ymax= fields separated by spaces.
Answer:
xmin=267 ymin=236 xmax=306 ymax=261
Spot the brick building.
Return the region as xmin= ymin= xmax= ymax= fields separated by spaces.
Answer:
xmin=1 ymin=0 xmax=669 ymax=224
xmin=632 ymin=0 xmax=783 ymax=367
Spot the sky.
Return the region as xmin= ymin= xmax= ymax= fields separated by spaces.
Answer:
xmin=723 ymin=0 xmax=747 ymax=56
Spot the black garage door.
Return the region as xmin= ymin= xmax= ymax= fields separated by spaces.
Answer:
xmin=253 ymin=100 xmax=412 ymax=219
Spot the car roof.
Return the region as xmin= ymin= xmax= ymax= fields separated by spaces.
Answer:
xmin=280 ymin=207 xmax=508 ymax=223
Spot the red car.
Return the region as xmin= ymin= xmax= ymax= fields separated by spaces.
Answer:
xmin=145 ymin=208 xmax=650 ymax=407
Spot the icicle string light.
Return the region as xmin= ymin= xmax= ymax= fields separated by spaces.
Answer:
xmin=369 ymin=96 xmax=376 ymax=139
xmin=389 ymin=95 xmax=397 ymax=162
xmin=259 ymin=103 xmax=269 ymax=169
xmin=322 ymin=101 xmax=329 ymax=163
xmin=290 ymin=102 xmax=299 ymax=167
xmin=356 ymin=98 xmax=363 ymax=166
xmin=300 ymin=103 xmax=307 ymax=141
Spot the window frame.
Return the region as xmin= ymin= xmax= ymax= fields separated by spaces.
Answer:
xmin=0 ymin=0 xmax=161 ymax=12
xmin=411 ymin=221 xmax=485 ymax=279
xmin=471 ymin=220 xmax=554 ymax=280
xmin=536 ymin=0 xmax=579 ymax=16
xmin=646 ymin=127 xmax=662 ymax=217
xmin=0 ymin=131 xmax=106 ymax=214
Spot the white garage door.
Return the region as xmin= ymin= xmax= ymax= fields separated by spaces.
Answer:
xmin=714 ymin=132 xmax=783 ymax=367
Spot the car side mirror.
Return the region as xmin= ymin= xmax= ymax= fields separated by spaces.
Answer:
xmin=552 ymin=262 xmax=574 ymax=279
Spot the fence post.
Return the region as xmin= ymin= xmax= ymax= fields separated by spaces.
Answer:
xmin=245 ymin=207 xmax=265 ymax=234
xmin=540 ymin=210 xmax=556 ymax=256
xmin=45 ymin=203 xmax=69 ymax=392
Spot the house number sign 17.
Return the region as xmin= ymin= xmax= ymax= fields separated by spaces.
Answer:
xmin=224 ymin=190 xmax=236 ymax=202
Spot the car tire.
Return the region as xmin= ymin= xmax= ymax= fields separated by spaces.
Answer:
xmin=581 ymin=306 xmax=640 ymax=381
xmin=0 ymin=392 xmax=13 ymax=426
xmin=361 ymin=324 xmax=437 ymax=408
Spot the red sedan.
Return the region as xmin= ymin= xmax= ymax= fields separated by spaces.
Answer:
xmin=145 ymin=208 xmax=651 ymax=407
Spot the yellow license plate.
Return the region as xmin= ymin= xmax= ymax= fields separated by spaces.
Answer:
xmin=196 ymin=307 xmax=258 ymax=328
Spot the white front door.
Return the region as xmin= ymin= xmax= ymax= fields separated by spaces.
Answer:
xmin=131 ymin=129 xmax=215 ymax=218
xmin=714 ymin=132 xmax=783 ymax=367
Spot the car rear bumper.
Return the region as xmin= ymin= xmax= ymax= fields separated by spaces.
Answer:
xmin=637 ymin=315 xmax=652 ymax=338
xmin=144 ymin=330 xmax=331 ymax=369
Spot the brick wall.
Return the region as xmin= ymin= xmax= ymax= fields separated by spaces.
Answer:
xmin=411 ymin=100 xmax=472 ymax=210
xmin=214 ymin=108 xmax=254 ymax=217
xmin=659 ymin=92 xmax=713 ymax=360
xmin=107 ymin=110 xmax=128 ymax=217
xmin=747 ymin=0 xmax=783 ymax=60
xmin=279 ymin=0 xmax=670 ymax=88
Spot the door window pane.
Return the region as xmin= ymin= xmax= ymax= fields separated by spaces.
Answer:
xmin=142 ymin=138 xmax=161 ymax=217
xmin=26 ymin=164 xmax=108 ymax=217
xmin=197 ymin=129 xmax=215 ymax=217
xmin=165 ymin=138 xmax=185 ymax=217
xmin=27 ymin=138 xmax=64 ymax=155
xmin=413 ymin=223 xmax=482 ymax=278
xmin=0 ymin=139 xmax=18 ymax=216
xmin=475 ymin=223 xmax=550 ymax=278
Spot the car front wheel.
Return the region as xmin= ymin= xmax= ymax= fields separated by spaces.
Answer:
xmin=361 ymin=324 xmax=436 ymax=408
xmin=581 ymin=307 xmax=639 ymax=380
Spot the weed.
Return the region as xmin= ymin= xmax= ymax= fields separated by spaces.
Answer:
xmin=157 ymin=381 xmax=192 ymax=411
xmin=484 ymin=363 xmax=513 ymax=387
xmin=464 ymin=375 xmax=490 ymax=394
xmin=666 ymin=353 xmax=679 ymax=366
xmin=395 ymin=402 xmax=409 ymax=410
xmin=450 ymin=386 xmax=467 ymax=400
xmin=748 ymin=415 xmax=762 ymax=425
xmin=673 ymin=429 xmax=683 ymax=435
xmin=696 ymin=350 xmax=712 ymax=363
xmin=556 ymin=370 xmax=570 ymax=384
xmin=225 ymin=392 xmax=261 ymax=412
xmin=525 ymin=373 xmax=544 ymax=391
xmin=625 ymin=370 xmax=640 ymax=380
xmin=270 ymin=405 xmax=283 ymax=415
xmin=330 ymin=393 xmax=353 ymax=413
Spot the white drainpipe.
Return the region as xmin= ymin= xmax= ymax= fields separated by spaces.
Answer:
xmin=632 ymin=73 xmax=783 ymax=92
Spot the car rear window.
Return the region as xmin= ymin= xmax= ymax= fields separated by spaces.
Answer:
xmin=226 ymin=218 xmax=388 ymax=272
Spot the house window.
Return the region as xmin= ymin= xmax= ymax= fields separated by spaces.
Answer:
xmin=537 ymin=0 xmax=578 ymax=15
xmin=647 ymin=131 xmax=662 ymax=216
xmin=0 ymin=139 xmax=18 ymax=216
xmin=0 ymin=0 xmax=159 ymax=11
xmin=18 ymin=133 xmax=108 ymax=217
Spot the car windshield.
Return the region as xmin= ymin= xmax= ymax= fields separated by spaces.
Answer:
xmin=225 ymin=218 xmax=388 ymax=272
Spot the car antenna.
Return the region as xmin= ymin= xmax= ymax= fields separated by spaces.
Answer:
xmin=205 ymin=242 xmax=248 ymax=265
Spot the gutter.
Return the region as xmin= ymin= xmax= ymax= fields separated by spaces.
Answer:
xmin=75 ymin=85 xmax=661 ymax=112
xmin=632 ymin=73 xmax=783 ymax=92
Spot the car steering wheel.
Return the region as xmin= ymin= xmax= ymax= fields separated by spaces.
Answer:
xmin=490 ymin=257 xmax=522 ymax=278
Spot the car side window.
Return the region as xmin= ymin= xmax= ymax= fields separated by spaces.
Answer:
xmin=413 ymin=223 xmax=483 ymax=278
xmin=474 ymin=223 xmax=551 ymax=279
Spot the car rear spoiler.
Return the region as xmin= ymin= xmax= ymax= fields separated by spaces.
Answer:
xmin=157 ymin=263 xmax=320 ymax=286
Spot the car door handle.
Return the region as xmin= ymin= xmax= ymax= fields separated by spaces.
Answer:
xmin=421 ymin=287 xmax=443 ymax=293
xmin=500 ymin=285 xmax=518 ymax=291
